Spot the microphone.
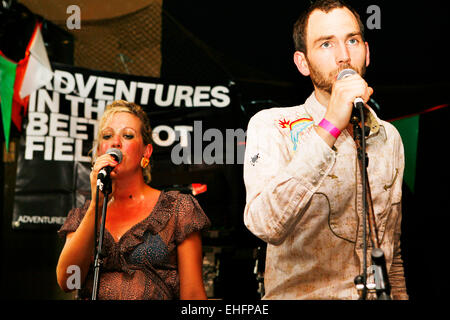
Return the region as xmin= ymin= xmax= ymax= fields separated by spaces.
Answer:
xmin=97 ymin=148 xmax=123 ymax=183
xmin=337 ymin=68 xmax=365 ymax=110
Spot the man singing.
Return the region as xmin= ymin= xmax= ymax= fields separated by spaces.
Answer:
xmin=243 ymin=0 xmax=408 ymax=299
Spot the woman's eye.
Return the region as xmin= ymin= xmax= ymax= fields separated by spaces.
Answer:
xmin=102 ymin=134 xmax=112 ymax=140
xmin=124 ymin=134 xmax=134 ymax=139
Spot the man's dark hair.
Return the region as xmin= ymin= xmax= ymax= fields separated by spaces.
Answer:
xmin=293 ymin=0 xmax=365 ymax=53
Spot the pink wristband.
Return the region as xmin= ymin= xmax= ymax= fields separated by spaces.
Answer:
xmin=318 ymin=118 xmax=341 ymax=139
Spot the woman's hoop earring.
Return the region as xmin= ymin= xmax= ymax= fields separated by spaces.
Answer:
xmin=140 ymin=157 xmax=149 ymax=168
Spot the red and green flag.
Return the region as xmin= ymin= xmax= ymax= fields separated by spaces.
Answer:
xmin=0 ymin=22 xmax=53 ymax=151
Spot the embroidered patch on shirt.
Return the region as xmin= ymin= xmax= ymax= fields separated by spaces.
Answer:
xmin=250 ymin=153 xmax=260 ymax=166
xmin=279 ymin=117 xmax=314 ymax=151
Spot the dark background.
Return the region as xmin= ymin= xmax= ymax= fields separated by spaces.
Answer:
xmin=163 ymin=0 xmax=449 ymax=120
xmin=1 ymin=0 xmax=449 ymax=301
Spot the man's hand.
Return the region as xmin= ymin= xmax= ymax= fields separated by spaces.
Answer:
xmin=326 ymin=74 xmax=373 ymax=131
xmin=315 ymin=74 xmax=373 ymax=147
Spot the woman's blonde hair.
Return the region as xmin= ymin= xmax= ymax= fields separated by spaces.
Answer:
xmin=91 ymin=100 xmax=153 ymax=183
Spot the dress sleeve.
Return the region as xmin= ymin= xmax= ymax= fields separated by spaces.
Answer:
xmin=57 ymin=200 xmax=91 ymax=239
xmin=174 ymin=194 xmax=211 ymax=244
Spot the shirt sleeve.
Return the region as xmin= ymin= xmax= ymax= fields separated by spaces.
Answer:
xmin=389 ymin=203 xmax=409 ymax=300
xmin=174 ymin=194 xmax=211 ymax=244
xmin=57 ymin=200 xmax=91 ymax=239
xmin=243 ymin=111 xmax=337 ymax=245
xmin=388 ymin=129 xmax=409 ymax=300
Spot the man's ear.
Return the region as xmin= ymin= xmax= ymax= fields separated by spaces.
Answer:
xmin=293 ymin=51 xmax=310 ymax=76
xmin=365 ymin=41 xmax=370 ymax=68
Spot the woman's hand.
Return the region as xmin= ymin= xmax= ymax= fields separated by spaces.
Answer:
xmin=89 ymin=154 xmax=119 ymax=204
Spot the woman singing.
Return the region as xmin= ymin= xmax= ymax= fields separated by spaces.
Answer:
xmin=56 ymin=100 xmax=210 ymax=300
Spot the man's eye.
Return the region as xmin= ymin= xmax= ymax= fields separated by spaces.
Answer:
xmin=348 ymin=38 xmax=358 ymax=45
xmin=321 ymin=41 xmax=331 ymax=48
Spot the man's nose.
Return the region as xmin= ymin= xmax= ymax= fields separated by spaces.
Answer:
xmin=336 ymin=42 xmax=350 ymax=64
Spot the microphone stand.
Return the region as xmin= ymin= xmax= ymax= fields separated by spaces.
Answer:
xmin=351 ymin=106 xmax=391 ymax=300
xmin=91 ymin=174 xmax=112 ymax=300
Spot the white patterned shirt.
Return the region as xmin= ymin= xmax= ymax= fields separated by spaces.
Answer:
xmin=243 ymin=92 xmax=408 ymax=299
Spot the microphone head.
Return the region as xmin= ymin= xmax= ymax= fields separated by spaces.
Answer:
xmin=337 ymin=68 xmax=357 ymax=80
xmin=106 ymin=148 xmax=123 ymax=164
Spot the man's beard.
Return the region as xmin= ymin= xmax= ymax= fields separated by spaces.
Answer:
xmin=306 ymin=59 xmax=366 ymax=94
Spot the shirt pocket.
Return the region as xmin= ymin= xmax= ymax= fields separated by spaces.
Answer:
xmin=370 ymin=167 xmax=399 ymax=241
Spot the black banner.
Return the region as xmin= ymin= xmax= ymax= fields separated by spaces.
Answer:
xmin=12 ymin=62 xmax=242 ymax=230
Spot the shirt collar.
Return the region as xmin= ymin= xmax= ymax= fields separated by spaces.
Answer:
xmin=303 ymin=92 xmax=326 ymax=124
